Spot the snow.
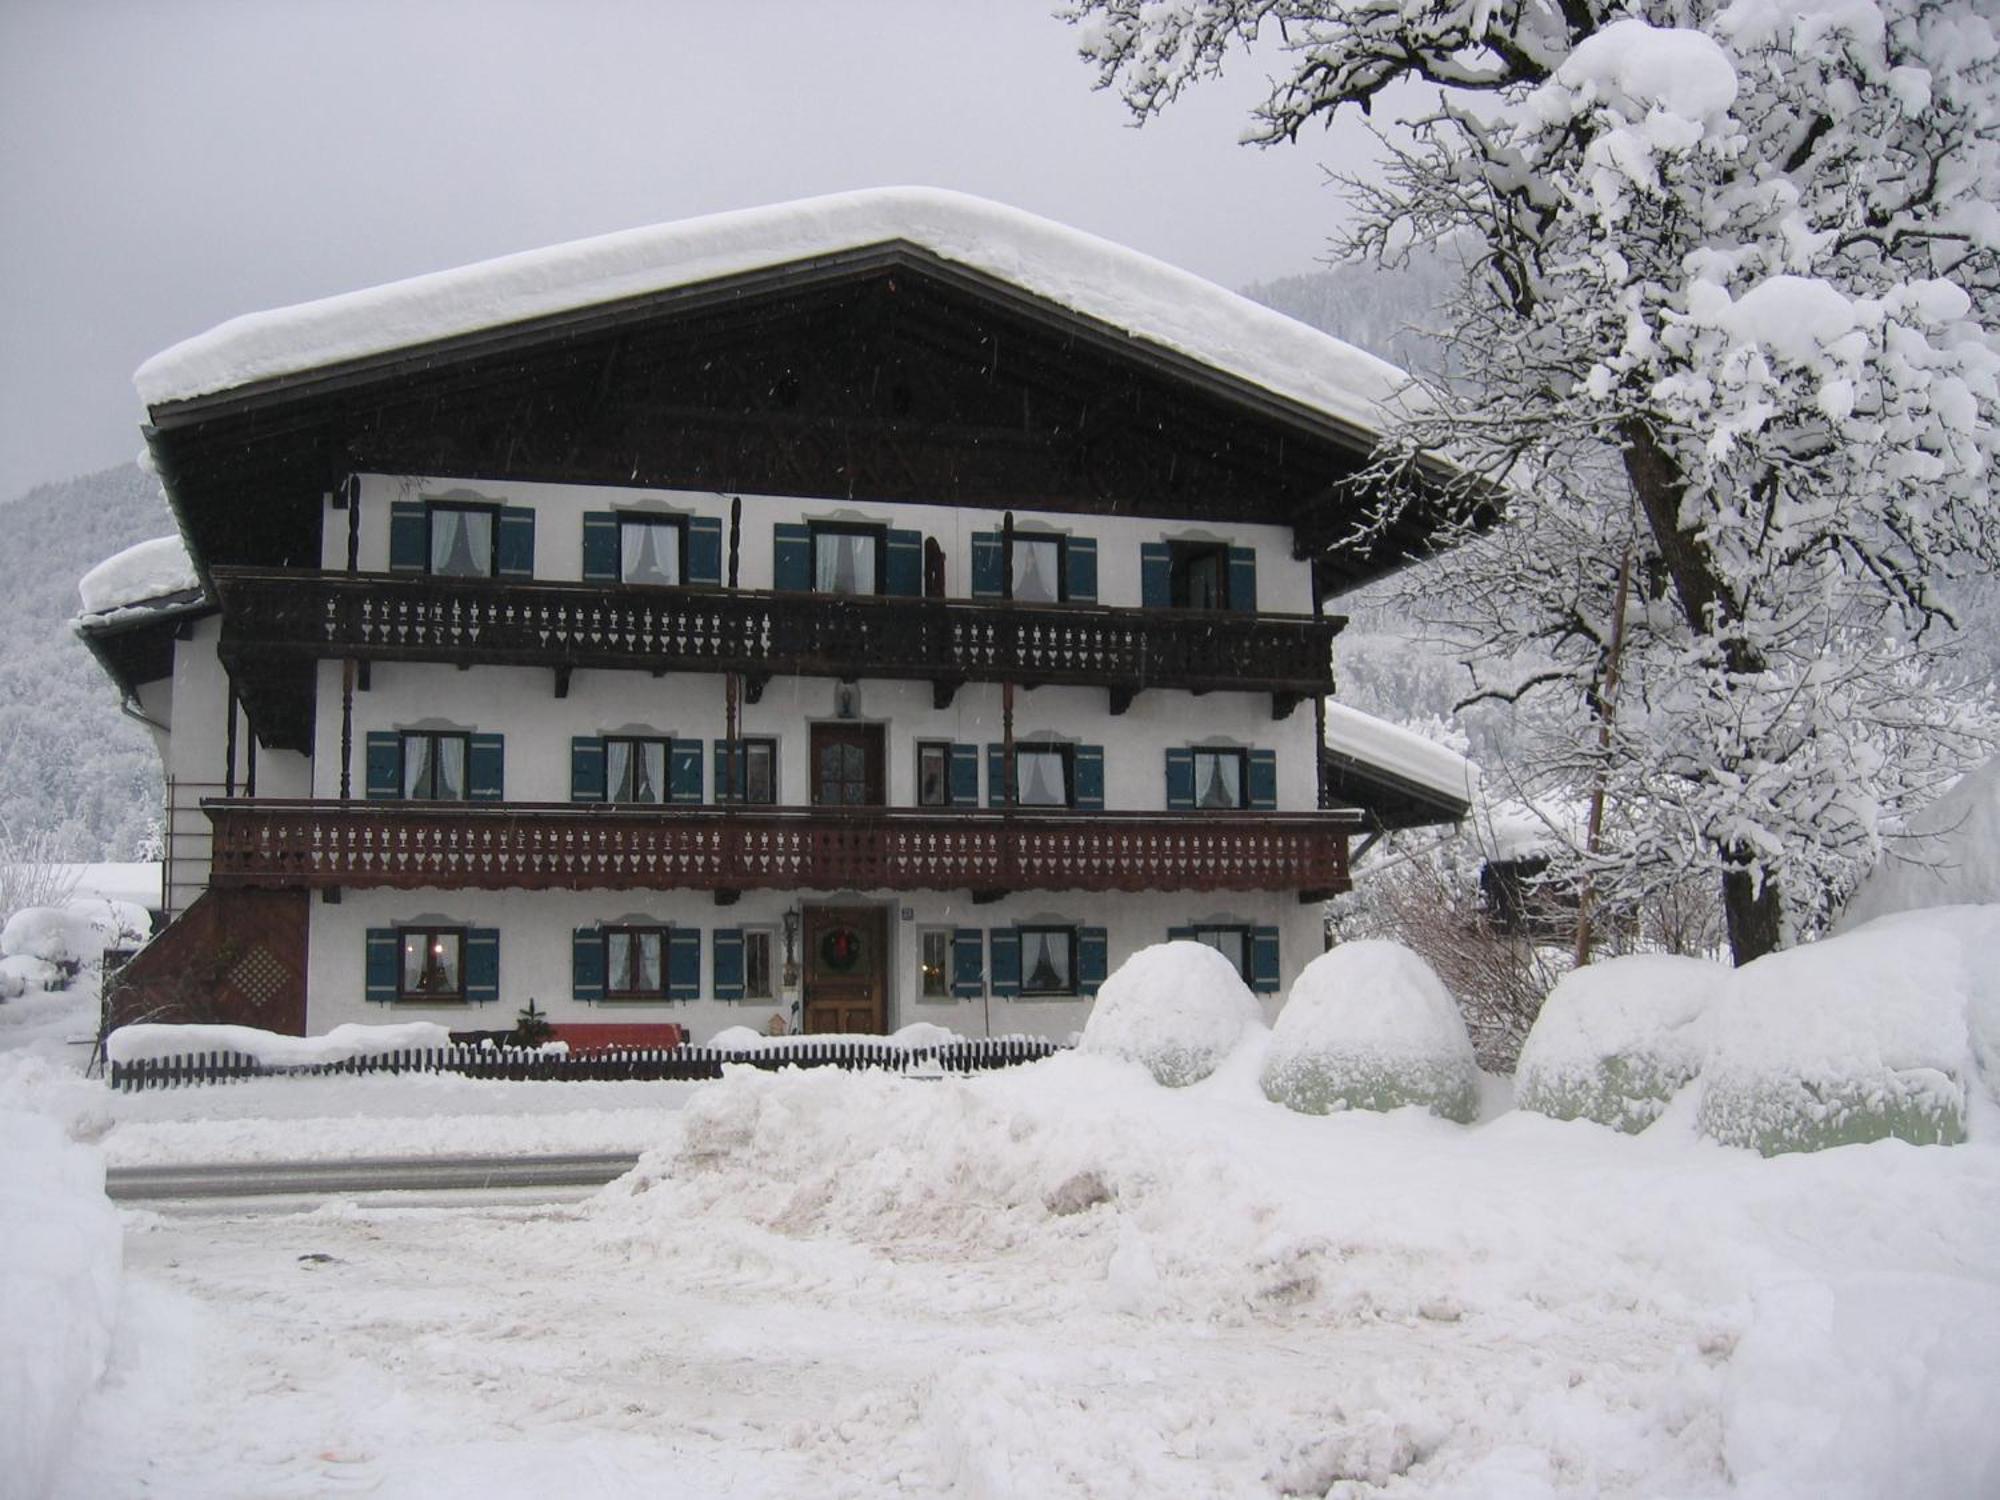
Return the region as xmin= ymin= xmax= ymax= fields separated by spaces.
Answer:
xmin=1077 ymin=940 xmax=1263 ymax=1086
xmin=1515 ymin=954 xmax=1726 ymax=1133
xmin=1698 ymin=904 xmax=2000 ymax=1154
xmin=1836 ymin=756 xmax=2000 ymax=930
xmin=1323 ymin=700 xmax=1478 ymax=803
xmin=75 ymin=534 xmax=198 ymax=616
xmin=59 ymin=861 xmax=163 ymax=912
xmin=0 ymin=1110 xmax=121 ymax=1500
xmin=2 ymin=900 xmax=148 ymax=969
xmin=134 ymin=188 xmax=1416 ymax=440
xmin=700 ymin=1019 xmax=966 ymax=1051
xmin=106 ymin=1019 xmax=457 ymax=1066
xmin=1262 ymin=941 xmax=1479 ymax=1122
xmin=1544 ymin=19 xmax=1740 ymax=125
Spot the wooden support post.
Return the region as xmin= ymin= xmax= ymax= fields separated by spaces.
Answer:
xmin=339 ymin=659 xmax=356 ymax=800
xmin=224 ymin=684 xmax=238 ymax=797
xmin=1002 ymin=679 xmax=1016 ymax=807
xmin=345 ymin=475 xmax=360 ymax=574
xmin=245 ymin=723 xmax=257 ymax=798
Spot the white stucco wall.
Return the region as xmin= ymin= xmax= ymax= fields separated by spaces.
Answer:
xmin=304 ymin=886 xmax=1326 ymax=1042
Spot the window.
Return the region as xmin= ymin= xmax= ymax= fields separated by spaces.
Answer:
xmin=917 ymin=743 xmax=952 ymax=808
xmin=1014 ymin=746 xmax=1072 ymax=808
xmin=716 ymin=739 xmax=777 ymax=804
xmin=402 ymin=731 xmax=469 ymax=800
xmin=620 ymin=516 xmax=683 ymax=587
xmin=1170 ymin=541 xmax=1229 ymax=610
xmin=400 ymin=928 xmax=465 ymax=1001
xmin=1010 ymin=535 xmax=1064 ymax=604
xmin=428 ymin=503 xmax=497 ymax=578
xmin=919 ymin=930 xmax=952 ymax=1000
xmin=743 ymin=929 xmax=774 ymax=1001
xmin=602 ymin=926 xmax=667 ymax=1000
xmin=606 ymin=737 xmax=669 ymax=804
xmin=1019 ymin=927 xmax=1076 ymax=996
xmin=1192 ymin=749 xmax=1246 ymax=810
xmin=1189 ymin=925 xmax=1250 ymax=983
xmin=811 ymin=523 xmax=882 ymax=595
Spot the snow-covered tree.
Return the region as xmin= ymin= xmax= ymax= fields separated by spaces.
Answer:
xmin=1068 ymin=0 xmax=2000 ymax=962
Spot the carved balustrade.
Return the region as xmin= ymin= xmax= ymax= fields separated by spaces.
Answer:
xmin=210 ymin=568 xmax=1338 ymax=702
xmin=205 ymin=801 xmax=1356 ymax=897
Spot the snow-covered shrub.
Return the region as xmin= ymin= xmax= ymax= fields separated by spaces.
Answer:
xmin=0 ymin=953 xmax=62 ymax=999
xmin=1515 ymin=954 xmax=1725 ymax=1133
xmin=0 ymin=1110 xmax=122 ymax=1498
xmin=1697 ymin=907 xmax=2000 ymax=1155
xmin=1078 ymin=941 xmax=1261 ymax=1087
xmin=0 ymin=899 xmax=147 ymax=991
xmin=1262 ymin=941 xmax=1479 ymax=1123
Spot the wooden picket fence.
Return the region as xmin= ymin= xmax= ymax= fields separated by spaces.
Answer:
xmin=106 ymin=1036 xmax=1067 ymax=1093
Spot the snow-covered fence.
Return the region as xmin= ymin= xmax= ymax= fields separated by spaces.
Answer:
xmin=106 ymin=1036 xmax=1066 ymax=1093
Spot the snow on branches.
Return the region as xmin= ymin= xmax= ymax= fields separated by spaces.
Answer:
xmin=1067 ymin=0 xmax=2000 ymax=961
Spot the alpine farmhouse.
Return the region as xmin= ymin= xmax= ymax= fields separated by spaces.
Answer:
xmin=80 ymin=189 xmax=1471 ymax=1044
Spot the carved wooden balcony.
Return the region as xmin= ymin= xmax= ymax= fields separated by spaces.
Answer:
xmin=205 ymin=800 xmax=1357 ymax=901
xmin=211 ymin=568 xmax=1339 ymax=719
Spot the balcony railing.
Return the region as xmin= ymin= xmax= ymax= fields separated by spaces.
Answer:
xmin=211 ymin=568 xmax=1338 ymax=709
xmin=205 ymin=800 xmax=1356 ymax=897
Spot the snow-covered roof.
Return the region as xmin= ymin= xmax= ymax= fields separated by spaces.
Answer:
xmin=134 ymin=187 xmax=1415 ymax=436
xmin=1323 ymin=702 xmax=1477 ymax=807
xmin=76 ymin=535 xmax=201 ymax=621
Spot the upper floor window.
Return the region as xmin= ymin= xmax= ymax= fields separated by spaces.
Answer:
xmin=715 ymin=738 xmax=777 ymax=804
xmin=1014 ymin=746 xmax=1072 ymax=808
xmin=1011 ymin=535 xmax=1065 ymax=604
xmin=621 ymin=516 xmax=684 ymax=587
xmin=812 ymin=523 xmax=883 ymax=595
xmin=1189 ymin=924 xmax=1249 ymax=983
xmin=1171 ymin=541 xmax=1229 ymax=610
xmin=1193 ymin=748 xmax=1246 ymax=809
xmin=429 ymin=503 xmax=498 ymax=578
xmin=403 ymin=731 xmax=469 ymax=800
xmin=606 ymin=737 xmax=669 ymax=805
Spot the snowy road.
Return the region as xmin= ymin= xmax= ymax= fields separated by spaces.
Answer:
xmin=105 ymin=1152 xmax=641 ymax=1201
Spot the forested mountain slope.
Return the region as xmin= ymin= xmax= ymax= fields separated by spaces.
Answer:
xmin=0 ymin=464 xmax=174 ymax=859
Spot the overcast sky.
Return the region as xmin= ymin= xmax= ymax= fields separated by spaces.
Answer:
xmin=0 ymin=0 xmax=1379 ymax=503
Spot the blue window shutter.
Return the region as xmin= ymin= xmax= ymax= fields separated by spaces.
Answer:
xmin=1164 ymin=748 xmax=1195 ymax=810
xmin=668 ymin=928 xmax=701 ymax=1001
xmin=773 ymin=523 xmax=811 ymax=591
xmin=1073 ymin=746 xmax=1104 ymax=811
xmin=970 ymin=532 xmax=1004 ymax=598
xmin=570 ymin=736 xmax=604 ymax=802
xmin=572 ymin=927 xmax=604 ymax=1003
xmin=669 ymin=740 xmax=703 ymax=804
xmin=986 ymin=744 xmax=1007 ymax=808
xmin=465 ymin=929 xmax=501 ymax=1004
xmin=1250 ymin=927 xmax=1281 ymax=994
xmin=951 ymin=929 xmax=984 ymax=997
xmin=712 ymin=741 xmax=733 ymax=801
xmin=948 ymin=743 xmax=980 ymax=806
xmin=1167 ymin=925 xmax=1198 ymax=944
xmin=467 ymin=733 xmax=505 ymax=802
xmin=687 ymin=516 xmax=722 ymax=586
xmin=885 ymin=529 xmax=922 ymax=597
xmin=712 ymin=928 xmax=744 ymax=1001
xmin=389 ymin=502 xmax=426 ymax=573
xmin=1228 ymin=546 xmax=1258 ymax=613
xmin=365 ymin=732 xmax=402 ymax=800
xmin=989 ymin=928 xmax=1021 ymax=998
xmin=497 ymin=506 xmax=535 ymax=579
xmin=1248 ymin=749 xmax=1278 ymax=810
xmin=1078 ymin=927 xmax=1108 ymax=997
xmin=1065 ymin=536 xmax=1098 ymax=603
xmin=365 ymin=929 xmax=399 ymax=1002
xmin=582 ymin=511 xmax=620 ymax=582
xmin=1140 ymin=543 xmax=1171 ymax=608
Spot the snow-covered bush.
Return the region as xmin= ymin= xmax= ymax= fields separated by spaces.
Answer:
xmin=1262 ymin=941 xmax=1479 ymax=1122
xmin=0 ymin=899 xmax=148 ymax=991
xmin=1697 ymin=907 xmax=2000 ymax=1155
xmin=1078 ymin=941 xmax=1261 ymax=1087
xmin=0 ymin=1110 xmax=122 ymax=1498
xmin=1515 ymin=954 xmax=1725 ymax=1133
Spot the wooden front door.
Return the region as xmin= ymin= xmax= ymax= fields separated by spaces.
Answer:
xmin=803 ymin=905 xmax=889 ymax=1035
xmin=811 ymin=723 xmax=885 ymax=806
